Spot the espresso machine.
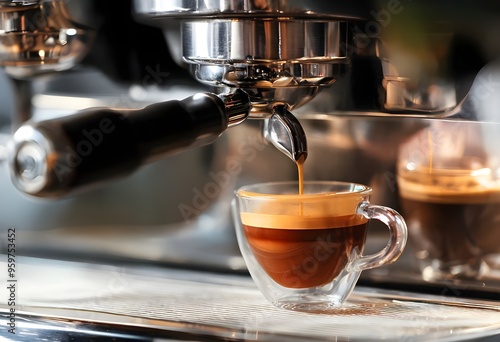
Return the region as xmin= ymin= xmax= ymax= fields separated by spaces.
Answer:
xmin=0 ymin=0 xmax=500 ymax=341
xmin=1 ymin=0 xmax=500 ymax=270
xmin=1 ymin=0 xmax=499 ymax=268
xmin=1 ymin=1 xmax=500 ymax=339
xmin=4 ymin=0 xmax=499 ymax=191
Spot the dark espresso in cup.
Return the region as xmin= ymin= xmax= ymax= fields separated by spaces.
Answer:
xmin=241 ymin=213 xmax=368 ymax=288
xmin=398 ymin=167 xmax=500 ymax=276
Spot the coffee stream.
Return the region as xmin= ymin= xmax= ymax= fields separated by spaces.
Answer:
xmin=242 ymin=133 xmax=368 ymax=289
xmin=297 ymin=159 xmax=305 ymax=216
xmin=297 ymin=161 xmax=304 ymax=196
xmin=428 ymin=130 xmax=433 ymax=173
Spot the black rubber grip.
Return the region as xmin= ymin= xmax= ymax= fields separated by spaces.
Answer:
xmin=32 ymin=93 xmax=227 ymax=195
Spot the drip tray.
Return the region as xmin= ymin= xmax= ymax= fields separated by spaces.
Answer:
xmin=15 ymin=222 xmax=500 ymax=301
xmin=2 ymin=257 xmax=500 ymax=341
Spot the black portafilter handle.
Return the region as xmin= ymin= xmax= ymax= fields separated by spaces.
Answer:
xmin=8 ymin=90 xmax=251 ymax=197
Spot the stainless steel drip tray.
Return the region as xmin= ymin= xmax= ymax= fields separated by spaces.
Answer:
xmin=14 ymin=221 xmax=500 ymax=301
xmin=1 ymin=256 xmax=500 ymax=342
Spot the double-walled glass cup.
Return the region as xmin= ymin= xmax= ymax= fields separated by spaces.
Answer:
xmin=232 ymin=181 xmax=407 ymax=312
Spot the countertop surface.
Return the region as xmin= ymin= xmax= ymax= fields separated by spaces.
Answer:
xmin=1 ymin=256 xmax=500 ymax=341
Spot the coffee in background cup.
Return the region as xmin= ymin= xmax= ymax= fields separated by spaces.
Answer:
xmin=396 ymin=121 xmax=500 ymax=280
xmin=398 ymin=158 xmax=500 ymax=280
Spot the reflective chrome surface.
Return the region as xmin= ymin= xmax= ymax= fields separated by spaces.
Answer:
xmin=133 ymin=0 xmax=371 ymax=19
xmin=218 ymin=89 xmax=252 ymax=127
xmin=182 ymin=19 xmax=346 ymax=115
xmin=0 ymin=0 xmax=93 ymax=78
xmin=135 ymin=1 xmax=500 ymax=116
xmin=0 ymin=0 xmax=40 ymax=7
xmin=182 ymin=20 xmax=345 ymax=62
xmin=134 ymin=0 xmax=354 ymax=116
xmin=8 ymin=124 xmax=56 ymax=195
xmin=264 ymin=105 xmax=307 ymax=163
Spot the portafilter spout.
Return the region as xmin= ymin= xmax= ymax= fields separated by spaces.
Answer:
xmin=264 ymin=105 xmax=308 ymax=164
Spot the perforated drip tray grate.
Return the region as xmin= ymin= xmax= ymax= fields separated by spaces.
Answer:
xmin=16 ymin=221 xmax=500 ymax=302
xmin=1 ymin=257 xmax=500 ymax=341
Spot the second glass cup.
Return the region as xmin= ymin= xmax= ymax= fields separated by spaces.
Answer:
xmin=232 ymin=181 xmax=407 ymax=312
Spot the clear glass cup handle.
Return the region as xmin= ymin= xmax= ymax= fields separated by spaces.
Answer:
xmin=350 ymin=201 xmax=408 ymax=272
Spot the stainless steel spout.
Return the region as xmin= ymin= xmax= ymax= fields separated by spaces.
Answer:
xmin=264 ymin=105 xmax=308 ymax=163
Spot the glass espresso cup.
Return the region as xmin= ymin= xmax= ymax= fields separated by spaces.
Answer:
xmin=232 ymin=181 xmax=407 ymax=312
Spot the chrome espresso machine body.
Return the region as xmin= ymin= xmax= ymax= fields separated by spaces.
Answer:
xmin=1 ymin=0 xmax=500 ymax=293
